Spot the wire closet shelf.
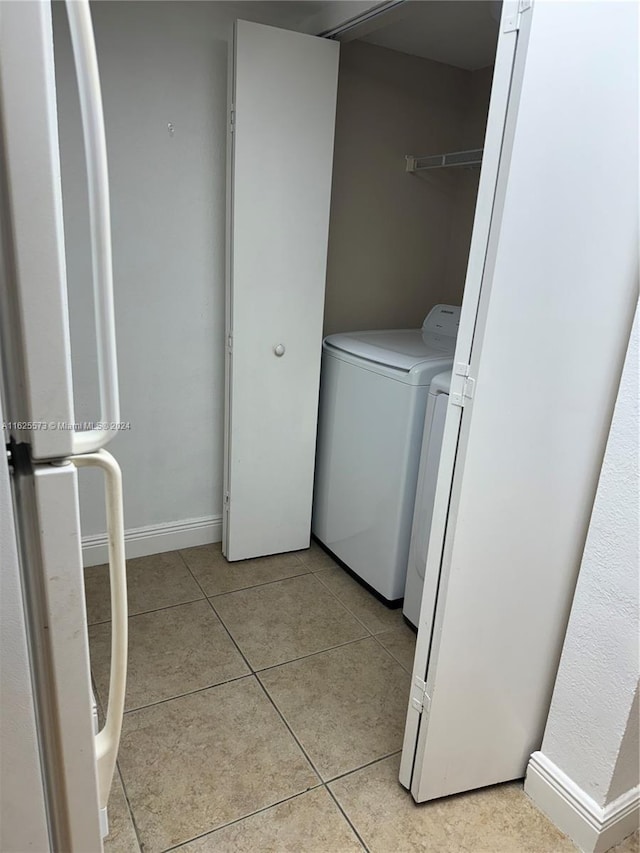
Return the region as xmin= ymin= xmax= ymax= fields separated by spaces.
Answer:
xmin=406 ymin=148 xmax=483 ymax=173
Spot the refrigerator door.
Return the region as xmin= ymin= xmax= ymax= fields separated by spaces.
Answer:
xmin=0 ymin=0 xmax=75 ymax=458
xmin=0 ymin=0 xmax=120 ymax=459
xmin=1 ymin=0 xmax=128 ymax=841
xmin=11 ymin=456 xmax=103 ymax=850
xmin=0 ymin=406 xmax=50 ymax=852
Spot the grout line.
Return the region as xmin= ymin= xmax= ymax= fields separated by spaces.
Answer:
xmin=159 ymin=776 xmax=375 ymax=853
xmin=310 ymin=571 xmax=414 ymax=676
xmin=202 ymin=570 xmax=383 ymax=675
xmin=253 ymin=674 xmax=325 ymax=782
xmin=312 ymin=567 xmax=403 ymax=640
xmin=122 ymin=672 xmax=253 ymax=715
xmin=202 ymin=565 xmax=313 ymax=599
xmin=114 ymin=764 xmax=144 ymax=853
xmin=325 ymin=750 xmax=403 ymax=785
xmin=305 ymin=572 xmax=377 ymax=637
xmin=254 ymin=635 xmax=374 ymax=675
xmin=176 ymin=550 xmax=256 ymax=675
xmin=88 ymin=550 xmax=321 ymax=627
xmin=177 ymin=544 xmax=308 ymax=568
xmin=370 ymin=631 xmax=415 ymax=674
xmin=158 ymin=785 xmax=324 ymax=853
xmin=325 ymin=785 xmax=371 ymax=852
xmin=87 ymin=594 xmax=206 ymax=627
xmin=258 ymin=661 xmax=405 ymax=792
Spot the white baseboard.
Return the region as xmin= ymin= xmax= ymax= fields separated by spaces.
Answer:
xmin=82 ymin=515 xmax=223 ymax=567
xmin=525 ymin=752 xmax=639 ymax=853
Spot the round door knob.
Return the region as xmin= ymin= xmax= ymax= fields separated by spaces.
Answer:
xmin=274 ymin=344 xmax=286 ymax=357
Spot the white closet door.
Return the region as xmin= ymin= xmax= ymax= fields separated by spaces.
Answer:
xmin=398 ymin=0 xmax=525 ymax=795
xmin=404 ymin=0 xmax=638 ymax=802
xmin=224 ymin=21 xmax=339 ymax=561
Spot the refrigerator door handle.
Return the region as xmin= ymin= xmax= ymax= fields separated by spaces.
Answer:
xmin=65 ymin=0 xmax=121 ymax=455
xmin=71 ymin=450 xmax=127 ymax=809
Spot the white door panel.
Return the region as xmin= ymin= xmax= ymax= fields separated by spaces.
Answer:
xmin=224 ymin=21 xmax=339 ymax=560
xmin=406 ymin=0 xmax=639 ymax=802
xmin=399 ymin=0 xmax=522 ymax=791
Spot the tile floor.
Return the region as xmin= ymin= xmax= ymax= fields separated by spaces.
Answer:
xmin=86 ymin=543 xmax=639 ymax=853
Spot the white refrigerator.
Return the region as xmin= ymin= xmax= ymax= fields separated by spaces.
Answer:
xmin=0 ymin=1 xmax=127 ymax=849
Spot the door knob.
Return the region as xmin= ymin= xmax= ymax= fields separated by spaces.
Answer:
xmin=274 ymin=344 xmax=286 ymax=357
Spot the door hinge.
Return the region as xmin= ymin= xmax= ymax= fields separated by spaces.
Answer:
xmin=450 ymin=362 xmax=476 ymax=409
xmin=503 ymin=0 xmax=531 ymax=33
xmin=411 ymin=676 xmax=431 ymax=714
xmin=224 ymin=491 xmax=230 ymax=509
xmin=227 ymin=333 xmax=233 ymax=354
xmin=229 ymin=104 xmax=235 ymax=132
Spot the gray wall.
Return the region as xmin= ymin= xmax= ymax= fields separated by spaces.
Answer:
xmin=323 ymin=41 xmax=492 ymax=335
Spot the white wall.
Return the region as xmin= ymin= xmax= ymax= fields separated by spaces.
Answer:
xmin=539 ymin=306 xmax=639 ymax=810
xmin=526 ymin=304 xmax=639 ymax=851
xmin=52 ymin=1 xmax=364 ymax=560
xmin=323 ymin=40 xmax=492 ymax=335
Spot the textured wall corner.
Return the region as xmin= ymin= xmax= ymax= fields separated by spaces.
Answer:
xmin=536 ymin=301 xmax=639 ymax=807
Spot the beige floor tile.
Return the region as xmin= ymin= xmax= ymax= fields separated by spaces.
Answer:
xmin=259 ymin=637 xmax=410 ymax=781
xmin=181 ymin=542 xmax=308 ymax=596
xmin=211 ymin=574 xmax=367 ymax=670
xmin=89 ymin=600 xmax=249 ymax=711
xmin=84 ymin=551 xmax=203 ymax=624
xmin=329 ymin=755 xmax=577 ymax=853
xmin=376 ymin=624 xmax=417 ymax=673
xmin=612 ymin=830 xmax=639 ymax=852
xmin=93 ymin=683 xmax=105 ymax=727
xmin=118 ymin=677 xmax=319 ymax=852
xmin=104 ymin=772 xmax=140 ymax=852
xmin=177 ymin=788 xmax=363 ymax=852
xmin=295 ymin=541 xmax=342 ymax=572
xmin=315 ymin=564 xmax=404 ymax=634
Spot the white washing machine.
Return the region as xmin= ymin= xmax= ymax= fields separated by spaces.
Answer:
xmin=403 ymin=369 xmax=452 ymax=627
xmin=312 ymin=305 xmax=460 ymax=603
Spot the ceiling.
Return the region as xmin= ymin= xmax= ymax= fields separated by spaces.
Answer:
xmin=354 ymin=1 xmax=500 ymax=71
xmin=232 ymin=1 xmax=332 ymax=32
xmin=224 ymin=0 xmax=500 ymax=72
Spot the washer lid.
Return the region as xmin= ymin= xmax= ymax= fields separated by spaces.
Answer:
xmin=323 ymin=305 xmax=461 ymax=372
xmin=324 ymin=329 xmax=452 ymax=371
